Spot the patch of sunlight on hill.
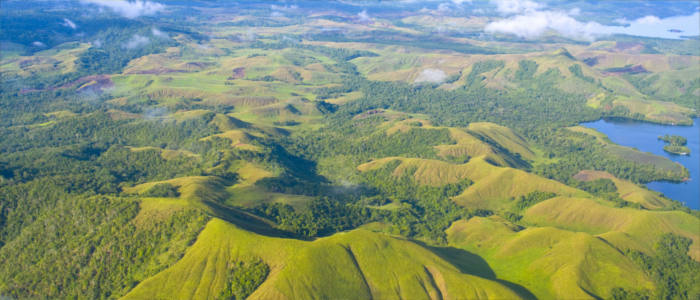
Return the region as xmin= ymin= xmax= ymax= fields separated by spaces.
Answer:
xmin=466 ymin=122 xmax=535 ymax=161
xmin=446 ymin=217 xmax=655 ymax=299
xmin=124 ymin=218 xmax=526 ymax=300
xmin=358 ymin=156 xmax=587 ymax=210
xmin=523 ymin=196 xmax=700 ymax=261
xmin=573 ymin=170 xmax=673 ymax=209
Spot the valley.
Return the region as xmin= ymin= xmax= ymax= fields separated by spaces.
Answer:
xmin=0 ymin=0 xmax=698 ymax=299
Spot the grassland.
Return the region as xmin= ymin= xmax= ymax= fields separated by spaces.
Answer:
xmin=358 ymin=156 xmax=588 ymax=211
xmin=124 ymin=218 xmax=526 ymax=300
xmin=573 ymin=170 xmax=673 ymax=209
xmin=2 ymin=2 xmax=699 ymax=299
xmin=345 ymin=42 xmax=696 ymax=124
xmin=523 ymin=197 xmax=700 ymax=260
xmin=446 ymin=216 xmax=655 ymax=299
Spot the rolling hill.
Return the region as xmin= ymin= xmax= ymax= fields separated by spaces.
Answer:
xmin=125 ymin=218 xmax=526 ymax=300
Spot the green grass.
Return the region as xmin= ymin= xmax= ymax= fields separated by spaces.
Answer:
xmin=227 ymin=185 xmax=314 ymax=210
xmin=573 ymin=170 xmax=673 ymax=209
xmin=466 ymin=122 xmax=535 ymax=161
xmin=124 ymin=218 xmax=527 ymax=300
xmin=446 ymin=216 xmax=656 ymax=299
xmin=522 ymin=196 xmax=700 ymax=260
xmin=358 ymin=156 xmax=588 ymax=210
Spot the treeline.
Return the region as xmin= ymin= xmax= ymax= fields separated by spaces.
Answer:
xmin=613 ymin=234 xmax=700 ymax=300
xmin=253 ymin=196 xmax=374 ymax=238
xmin=285 ymin=118 xmax=454 ymax=182
xmin=360 ymin=160 xmax=474 ymax=242
xmin=1 ymin=14 xmax=176 ymax=94
xmin=530 ymin=128 xmax=688 ymax=184
xmin=0 ymin=191 xmax=209 ymax=299
xmin=331 ymin=74 xmax=600 ymax=131
xmin=218 ymin=259 xmax=269 ymax=300
xmin=249 ymin=39 xmax=377 ymax=75
xmin=77 ymin=27 xmax=177 ymax=76
xmin=309 ymin=30 xmax=500 ymax=55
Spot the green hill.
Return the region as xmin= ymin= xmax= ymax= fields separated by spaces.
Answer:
xmin=358 ymin=156 xmax=587 ymax=210
xmin=522 ymin=196 xmax=700 ymax=260
xmin=446 ymin=216 xmax=655 ymax=299
xmin=2 ymin=2 xmax=699 ymax=299
xmin=125 ymin=218 xmax=526 ymax=300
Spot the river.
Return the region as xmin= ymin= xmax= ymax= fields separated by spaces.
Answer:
xmin=581 ymin=118 xmax=699 ymax=209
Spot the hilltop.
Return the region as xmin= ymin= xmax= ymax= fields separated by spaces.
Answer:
xmin=1 ymin=1 xmax=699 ymax=299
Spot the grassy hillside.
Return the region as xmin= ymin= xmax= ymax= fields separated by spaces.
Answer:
xmin=523 ymin=197 xmax=700 ymax=260
xmin=446 ymin=216 xmax=655 ymax=299
xmin=125 ymin=218 xmax=526 ymax=300
xmin=350 ymin=44 xmax=695 ymax=124
xmin=0 ymin=193 xmax=209 ymax=299
xmin=383 ymin=119 xmax=532 ymax=167
xmin=2 ymin=1 xmax=699 ymax=299
xmin=573 ymin=170 xmax=673 ymax=209
xmin=358 ymin=156 xmax=587 ymax=210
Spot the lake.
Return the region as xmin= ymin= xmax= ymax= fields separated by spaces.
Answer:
xmin=582 ymin=117 xmax=699 ymax=209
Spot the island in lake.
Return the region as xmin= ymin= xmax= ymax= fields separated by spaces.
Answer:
xmin=659 ymin=134 xmax=690 ymax=155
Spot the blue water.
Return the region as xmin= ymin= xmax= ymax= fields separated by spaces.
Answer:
xmin=582 ymin=118 xmax=699 ymax=209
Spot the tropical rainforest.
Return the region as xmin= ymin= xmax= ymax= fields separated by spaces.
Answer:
xmin=1 ymin=0 xmax=699 ymax=299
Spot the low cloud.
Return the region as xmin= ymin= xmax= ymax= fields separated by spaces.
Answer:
xmin=631 ymin=15 xmax=661 ymax=25
xmin=123 ymin=34 xmax=150 ymax=49
xmin=151 ymin=27 xmax=169 ymax=39
xmin=357 ymin=10 xmax=371 ymax=22
xmin=142 ymin=107 xmax=170 ymax=121
xmin=491 ymin=0 xmax=542 ymax=15
xmin=415 ymin=68 xmax=447 ymax=84
xmin=270 ymin=4 xmax=298 ymax=17
xmin=62 ymin=18 xmax=77 ymax=29
xmin=486 ymin=8 xmax=700 ymax=41
xmin=605 ymin=12 xmax=700 ymax=39
xmin=80 ymin=0 xmax=165 ymax=19
xmin=485 ymin=10 xmax=605 ymax=41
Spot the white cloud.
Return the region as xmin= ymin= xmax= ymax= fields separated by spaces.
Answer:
xmin=415 ymin=68 xmax=447 ymax=83
xmin=270 ymin=4 xmax=299 ymax=18
xmin=613 ymin=18 xmax=630 ymax=25
xmin=80 ymin=0 xmax=165 ymax=19
xmin=32 ymin=41 xmax=46 ymax=47
xmin=491 ymin=0 xmax=542 ymax=15
xmin=485 ymin=10 xmax=605 ymax=41
xmin=270 ymin=4 xmax=298 ymax=11
xmin=437 ymin=3 xmax=451 ymax=13
xmin=452 ymin=0 xmax=472 ymax=4
xmin=123 ymin=34 xmax=150 ymax=49
xmin=62 ymin=18 xmax=77 ymax=29
xmin=635 ymin=15 xmax=661 ymax=24
xmin=143 ymin=107 xmax=169 ymax=121
xmin=151 ymin=27 xmax=169 ymax=39
xmin=357 ymin=10 xmax=371 ymax=22
xmin=602 ymin=12 xmax=700 ymax=39
xmin=485 ymin=7 xmax=700 ymax=41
